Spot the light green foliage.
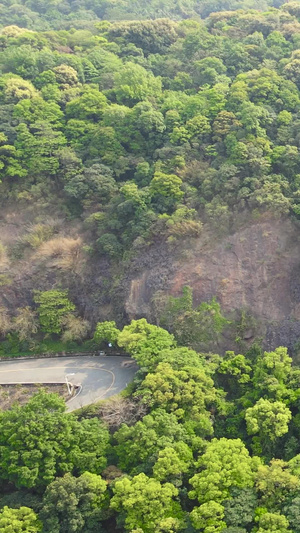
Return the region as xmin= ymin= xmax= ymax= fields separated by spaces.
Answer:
xmin=93 ymin=320 xmax=120 ymax=346
xmin=245 ymin=399 xmax=292 ymax=440
xmin=1 ymin=76 xmax=38 ymax=102
xmin=218 ymin=352 xmax=252 ymax=385
xmin=152 ymin=443 xmax=193 ymax=481
xmin=253 ymin=347 xmax=293 ymax=400
xmin=136 ymin=362 xmax=216 ymax=420
xmin=14 ymin=97 xmax=64 ymax=126
xmin=154 ymin=347 xmax=205 ymax=371
xmin=255 ymin=512 xmax=290 ymax=533
xmin=15 ymin=122 xmax=67 ymax=176
xmin=190 ymin=501 xmax=226 ymax=533
xmin=118 ymin=319 xmax=176 ymax=370
xmin=216 ymin=351 xmax=252 ymax=401
xmin=255 ymin=459 xmax=300 ymax=508
xmin=0 ymin=133 xmax=26 ymax=180
xmin=66 ymin=88 xmax=107 ymax=121
xmin=40 ymin=472 xmax=108 ymax=533
xmin=150 ymin=172 xmax=184 ymax=211
xmin=0 ymin=506 xmax=41 ymax=532
xmin=114 ymin=63 xmax=162 ymax=105
xmin=0 ymin=391 xmax=109 ymax=489
xmin=34 ymin=290 xmax=75 ymax=334
xmin=186 ymin=114 xmax=211 ymax=140
xmin=189 ymin=438 xmax=258 ymax=504
xmin=110 ymin=473 xmax=181 ymax=533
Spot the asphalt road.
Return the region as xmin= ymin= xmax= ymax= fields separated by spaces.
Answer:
xmin=0 ymin=356 xmax=137 ymax=411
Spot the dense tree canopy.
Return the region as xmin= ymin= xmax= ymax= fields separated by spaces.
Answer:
xmin=0 ymin=391 xmax=109 ymax=489
xmin=2 ymin=1 xmax=300 ymax=532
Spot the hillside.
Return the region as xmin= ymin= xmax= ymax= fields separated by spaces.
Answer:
xmin=0 ymin=0 xmax=287 ymax=30
xmin=3 ymin=2 xmax=300 ymax=533
xmin=1 ymin=3 xmax=300 ymax=354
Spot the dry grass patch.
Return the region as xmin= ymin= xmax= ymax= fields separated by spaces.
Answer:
xmin=35 ymin=236 xmax=84 ymax=272
xmin=0 ymin=242 xmax=10 ymax=271
xmin=0 ymin=384 xmax=70 ymax=410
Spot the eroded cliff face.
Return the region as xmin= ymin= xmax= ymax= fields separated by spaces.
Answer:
xmin=124 ymin=218 xmax=300 ymax=353
xmin=1 ymin=208 xmax=300 ymax=353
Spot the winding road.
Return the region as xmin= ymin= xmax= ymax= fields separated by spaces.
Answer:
xmin=0 ymin=356 xmax=137 ymax=411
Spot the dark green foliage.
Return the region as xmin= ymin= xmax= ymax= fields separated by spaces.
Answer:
xmin=40 ymin=472 xmax=108 ymax=533
xmin=223 ymin=488 xmax=258 ymax=529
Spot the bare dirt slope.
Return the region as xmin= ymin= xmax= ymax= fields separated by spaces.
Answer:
xmin=124 ymin=218 xmax=300 ymax=353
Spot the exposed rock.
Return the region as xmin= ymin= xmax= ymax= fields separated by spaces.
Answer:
xmin=123 ymin=218 xmax=300 ymax=352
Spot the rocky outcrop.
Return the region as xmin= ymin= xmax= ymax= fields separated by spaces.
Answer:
xmin=124 ymin=218 xmax=300 ymax=353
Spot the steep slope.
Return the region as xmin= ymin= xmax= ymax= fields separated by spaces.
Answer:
xmin=124 ymin=217 xmax=300 ymax=352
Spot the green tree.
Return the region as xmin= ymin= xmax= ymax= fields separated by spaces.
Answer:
xmin=190 ymin=501 xmax=226 ymax=533
xmin=53 ymin=65 xmax=79 ymax=88
xmin=15 ymin=122 xmax=67 ymax=176
xmin=255 ymin=459 xmax=299 ymax=508
xmin=171 ymin=297 xmax=229 ymax=348
xmin=0 ymin=132 xmax=26 ymax=180
xmin=93 ymin=320 xmax=120 ymax=346
xmin=152 ymin=443 xmax=193 ymax=482
xmin=189 ymin=438 xmax=258 ymax=504
xmin=64 ymin=164 xmax=117 ymax=202
xmin=13 ymin=96 xmax=63 ymax=127
xmin=136 ymin=362 xmax=216 ymax=420
xmin=283 ymin=494 xmax=300 ymax=533
xmin=255 ymin=512 xmax=290 ymax=533
xmin=118 ymin=318 xmax=176 ymax=370
xmin=0 ymin=506 xmax=41 ymax=533
xmin=216 ymin=351 xmax=252 ymax=397
xmin=110 ymin=473 xmax=181 ymax=533
xmin=150 ymin=171 xmax=184 ymax=212
xmin=245 ymin=399 xmax=292 ymax=446
xmin=0 ymin=391 xmax=109 ymax=489
xmin=107 ymin=19 xmax=179 ymax=55
xmin=153 ymin=346 xmax=206 ymax=372
xmin=252 ymin=347 xmax=293 ymax=401
xmin=34 ymin=290 xmax=75 ymax=335
xmin=223 ymin=488 xmax=257 ymax=530
xmin=114 ymin=409 xmax=191 ymax=472
xmin=96 ymin=233 xmax=122 ymax=258
xmin=40 ymin=472 xmax=108 ymax=533
xmin=114 ymin=63 xmax=162 ymax=106
xmin=65 ymin=88 xmax=107 ymax=121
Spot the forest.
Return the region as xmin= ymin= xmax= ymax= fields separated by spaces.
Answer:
xmin=1 ymin=2 xmax=300 ymax=349
xmin=2 ymin=0 xmax=300 ymax=531
xmin=2 ymin=320 xmax=300 ymax=533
